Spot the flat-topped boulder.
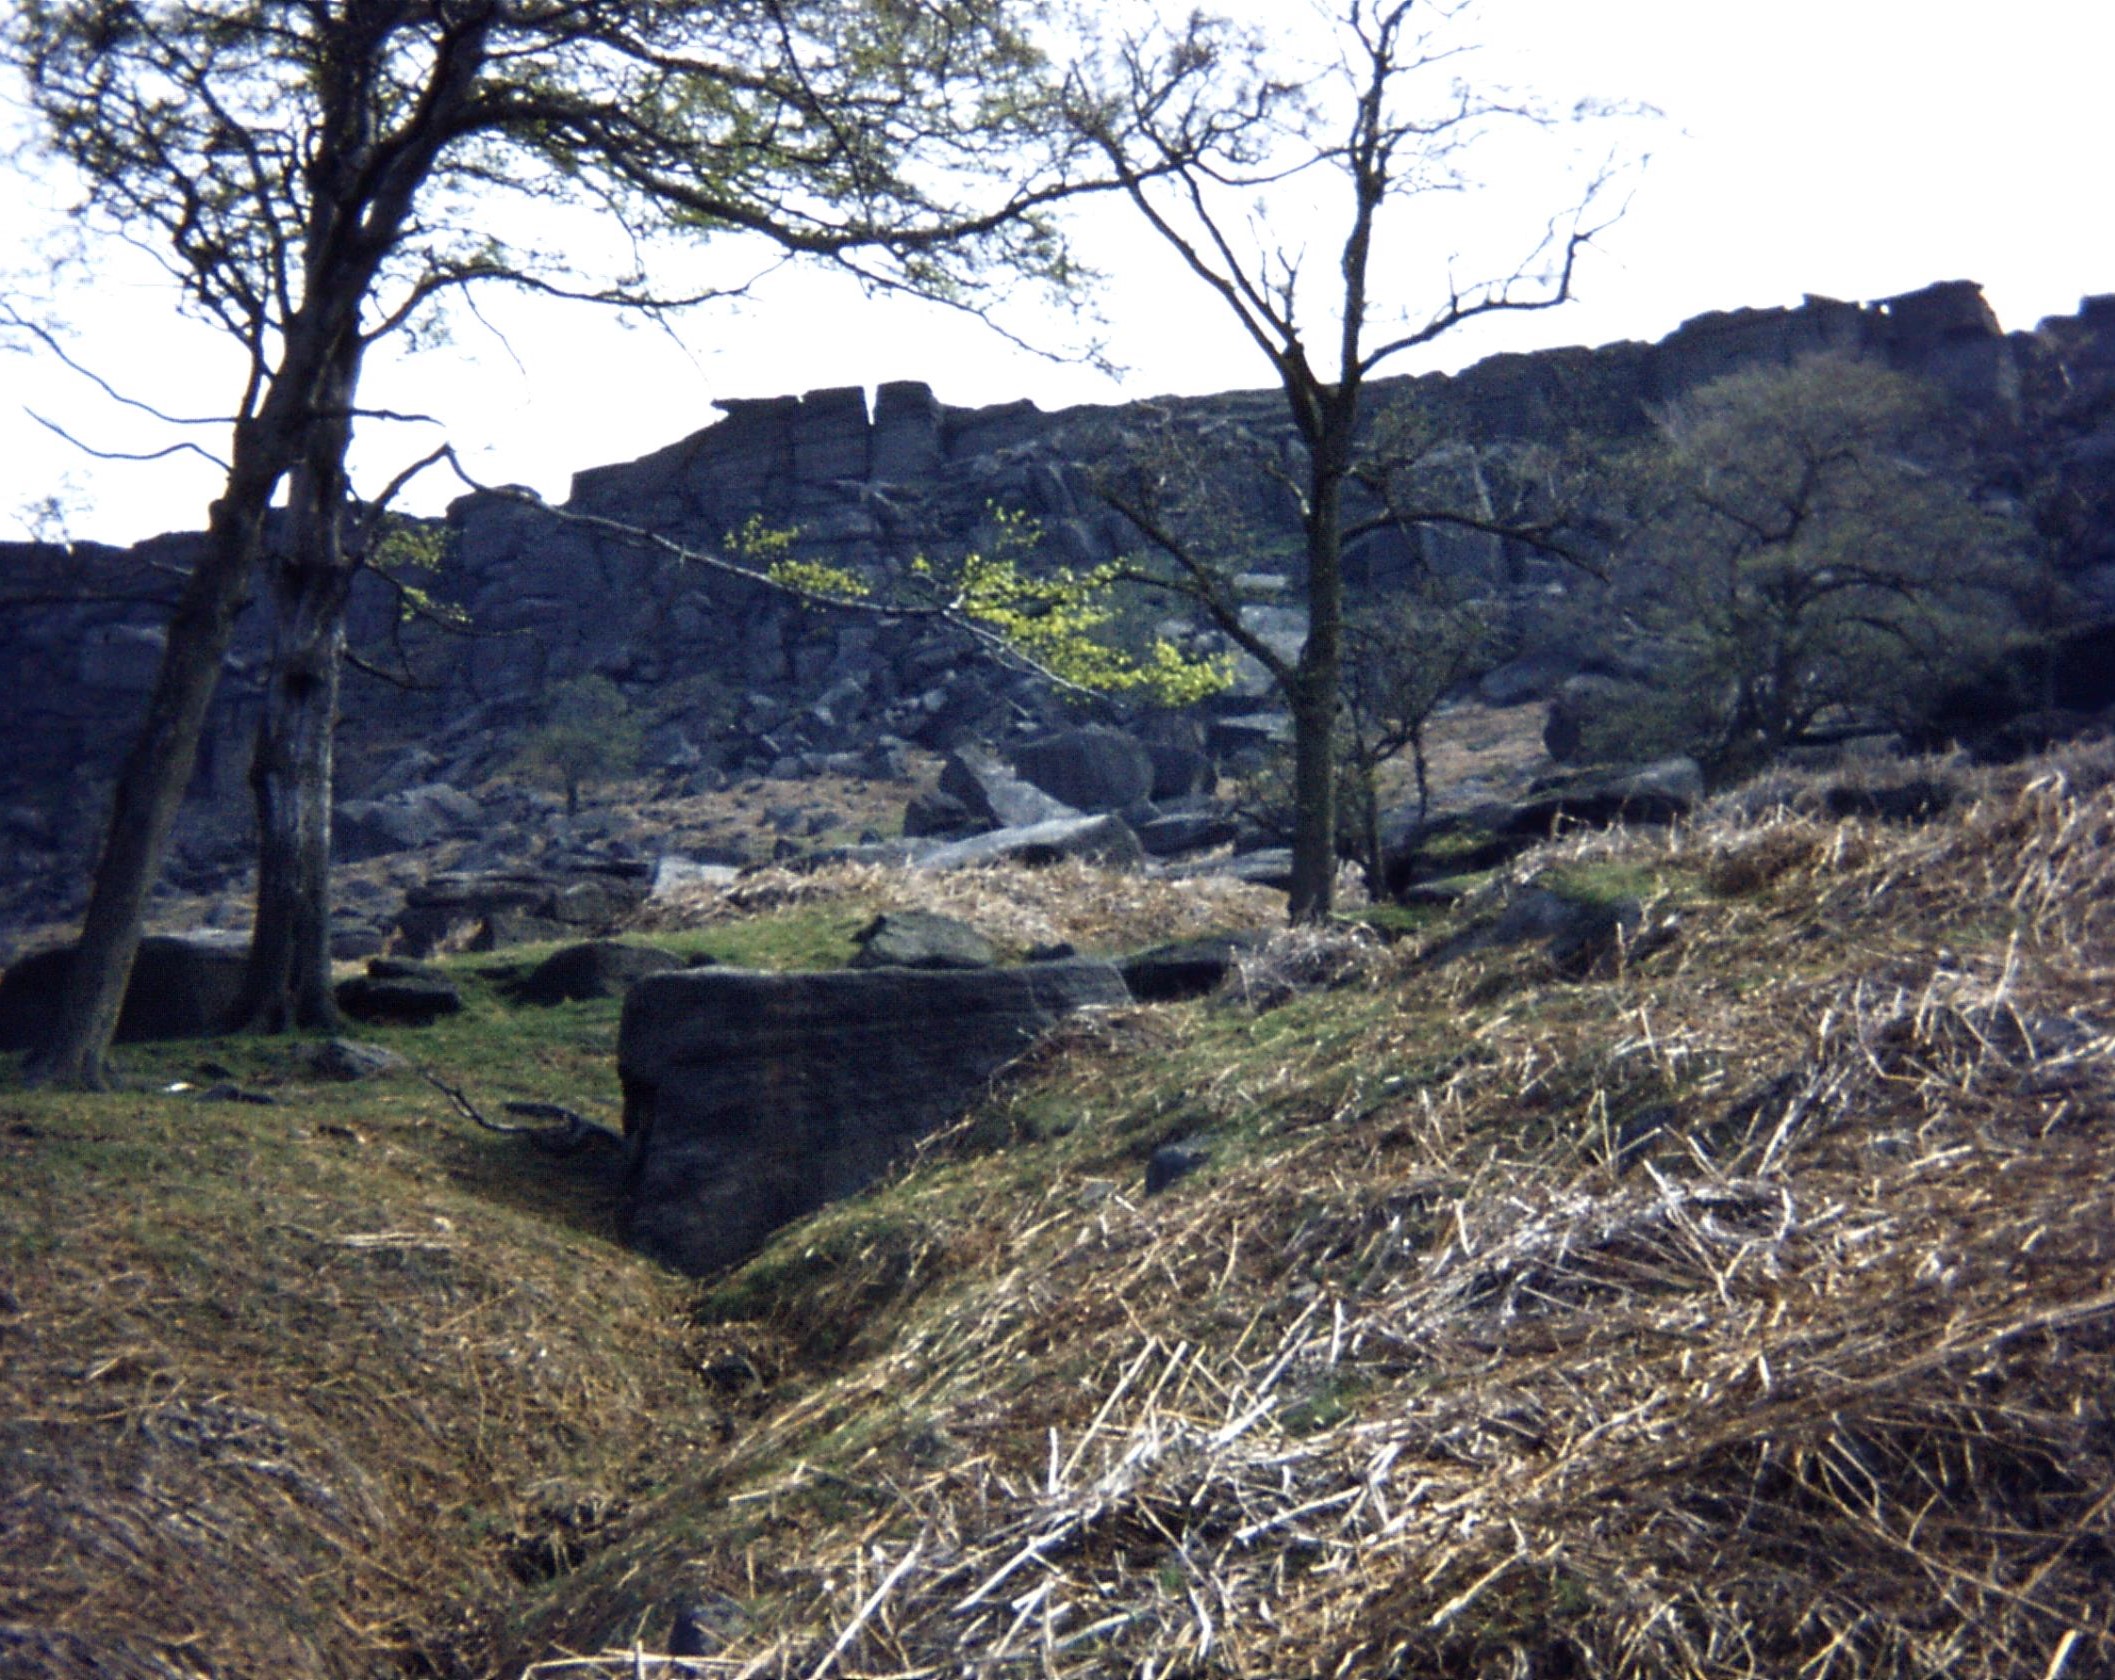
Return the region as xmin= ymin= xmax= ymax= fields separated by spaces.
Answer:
xmin=617 ymin=958 xmax=1128 ymax=1274
xmin=0 ymin=930 xmax=251 ymax=1049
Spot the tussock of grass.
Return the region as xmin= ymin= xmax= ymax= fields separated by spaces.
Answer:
xmin=515 ymin=745 xmax=2115 ymax=1680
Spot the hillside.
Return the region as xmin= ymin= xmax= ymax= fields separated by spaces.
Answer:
xmin=6 ymin=278 xmax=2112 ymax=948
xmin=3 ymin=742 xmax=2113 ymax=1679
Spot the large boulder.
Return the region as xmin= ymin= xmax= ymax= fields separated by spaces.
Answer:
xmin=1011 ymin=726 xmax=1155 ymax=813
xmin=849 ymin=911 xmax=998 ymax=970
xmin=334 ymin=782 xmax=482 ymax=862
xmin=936 ymin=746 xmax=1080 ymax=830
xmin=0 ymin=930 xmax=251 ymax=1050
xmin=515 ymin=940 xmax=684 ymax=1005
xmin=617 ymin=958 xmax=1130 ymax=1273
xmin=336 ymin=958 xmax=463 ymax=1025
xmin=915 ymin=813 xmax=1145 ymax=872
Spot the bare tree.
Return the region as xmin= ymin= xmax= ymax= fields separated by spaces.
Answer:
xmin=1077 ymin=0 xmax=1639 ymax=918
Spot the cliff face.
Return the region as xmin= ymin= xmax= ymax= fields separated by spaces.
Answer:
xmin=2 ymin=279 xmax=2109 ymax=929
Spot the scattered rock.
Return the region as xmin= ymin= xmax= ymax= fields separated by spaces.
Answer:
xmin=515 ymin=941 xmax=684 ymax=1005
xmin=336 ymin=960 xmax=463 ymax=1025
xmin=850 ymin=911 xmax=999 ymax=970
xmin=915 ymin=813 xmax=1145 ymax=873
xmin=300 ymin=1039 xmax=409 ymax=1082
xmin=1118 ymin=933 xmax=1268 ymax=1003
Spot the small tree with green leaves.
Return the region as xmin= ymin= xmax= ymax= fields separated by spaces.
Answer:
xmin=1608 ymin=355 xmax=2031 ymax=780
xmin=518 ymin=676 xmax=643 ymax=820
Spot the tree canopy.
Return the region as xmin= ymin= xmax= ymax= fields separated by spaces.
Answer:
xmin=1606 ymin=354 xmax=2030 ymax=776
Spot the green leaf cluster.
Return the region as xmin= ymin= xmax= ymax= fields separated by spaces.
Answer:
xmin=735 ymin=505 xmax=1232 ymax=708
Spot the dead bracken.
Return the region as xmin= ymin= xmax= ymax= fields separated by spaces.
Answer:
xmin=524 ymin=744 xmax=2115 ymax=1680
xmin=3 ymin=742 xmax=2111 ymax=1680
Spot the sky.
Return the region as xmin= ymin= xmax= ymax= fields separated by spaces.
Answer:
xmin=3 ymin=0 xmax=2112 ymax=547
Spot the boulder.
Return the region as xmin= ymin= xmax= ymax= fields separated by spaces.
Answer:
xmin=617 ymin=958 xmax=1130 ymax=1273
xmin=650 ymin=857 xmax=743 ymax=901
xmin=1135 ymin=807 xmax=1240 ymax=858
xmin=1511 ymin=758 xmax=1704 ymax=832
xmin=300 ymin=1039 xmax=409 ymax=1082
xmin=915 ymin=813 xmax=1145 ymax=873
xmin=937 ymin=746 xmax=1080 ymax=830
xmin=901 ymin=787 xmax=982 ymax=839
xmin=1207 ymin=712 xmax=1293 ymax=768
xmin=1012 ymin=726 xmax=1155 ymax=813
xmin=1146 ymin=1142 xmax=1209 ymax=1196
xmin=1169 ymin=847 xmax=1295 ymax=891
xmin=335 ymin=782 xmax=481 ymax=862
xmin=0 ymin=930 xmax=251 ymax=1050
xmin=391 ymin=867 xmax=650 ymax=955
xmin=516 ymin=941 xmax=684 ymax=1005
xmin=336 ymin=959 xmax=463 ymax=1025
xmin=1427 ymin=887 xmax=1645 ymax=978
xmin=849 ymin=911 xmax=998 ymax=970
xmin=1143 ymin=736 xmax=1215 ymax=802
xmin=1117 ymin=933 xmax=1268 ymax=1003
xmin=1384 ymin=762 xmax=1700 ymax=894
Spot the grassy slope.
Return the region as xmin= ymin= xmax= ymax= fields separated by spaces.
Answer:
xmin=5 ymin=751 xmax=2114 ymax=1679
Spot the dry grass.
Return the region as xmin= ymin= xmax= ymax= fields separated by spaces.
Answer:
xmin=635 ymin=856 xmax=1288 ymax=957
xmin=515 ymin=745 xmax=2115 ymax=1680
xmin=0 ymin=1033 xmax=714 ymax=1680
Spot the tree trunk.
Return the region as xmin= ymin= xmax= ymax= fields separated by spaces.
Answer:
xmin=26 ymin=478 xmax=278 ymax=1087
xmin=1286 ymin=442 xmax=1349 ymax=923
xmin=239 ymin=547 xmax=354 ymax=1031
xmin=237 ymin=346 xmax=362 ymax=1032
xmin=1356 ymin=765 xmax=1384 ymax=904
xmin=1286 ymin=676 xmax=1339 ymax=921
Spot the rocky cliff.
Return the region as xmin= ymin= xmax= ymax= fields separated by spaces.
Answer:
xmin=4 ymin=279 xmax=2110 ymax=935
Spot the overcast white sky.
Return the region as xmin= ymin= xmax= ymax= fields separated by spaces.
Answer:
xmin=4 ymin=0 xmax=2112 ymax=546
